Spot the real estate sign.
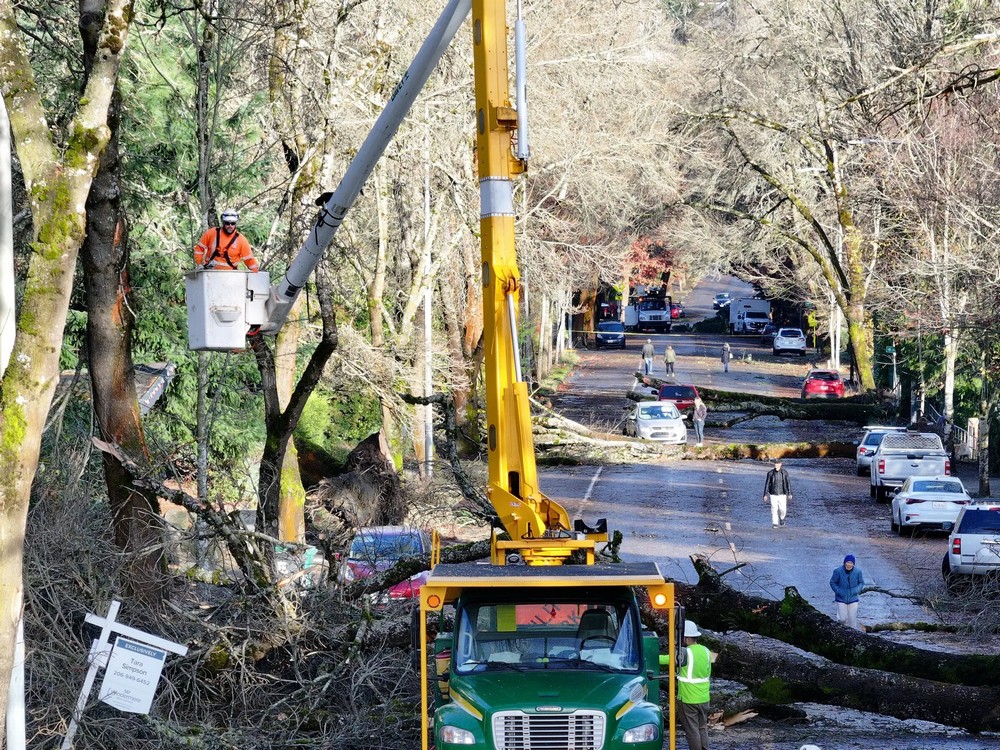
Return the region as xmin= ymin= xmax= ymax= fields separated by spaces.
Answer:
xmin=97 ymin=637 xmax=167 ymax=714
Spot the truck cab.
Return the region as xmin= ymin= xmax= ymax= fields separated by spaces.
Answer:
xmin=420 ymin=563 xmax=677 ymax=750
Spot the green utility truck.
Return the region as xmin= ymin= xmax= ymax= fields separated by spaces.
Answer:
xmin=418 ymin=563 xmax=679 ymax=750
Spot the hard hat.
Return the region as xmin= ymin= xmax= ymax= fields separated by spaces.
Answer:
xmin=684 ymin=620 xmax=701 ymax=637
xmin=220 ymin=209 xmax=239 ymax=224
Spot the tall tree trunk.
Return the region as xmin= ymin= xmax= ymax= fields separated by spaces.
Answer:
xmin=80 ymin=0 xmax=165 ymax=606
xmin=0 ymin=0 xmax=134 ymax=733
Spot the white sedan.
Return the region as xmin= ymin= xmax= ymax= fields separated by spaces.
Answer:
xmin=891 ymin=475 xmax=972 ymax=535
xmin=623 ymin=401 xmax=687 ymax=444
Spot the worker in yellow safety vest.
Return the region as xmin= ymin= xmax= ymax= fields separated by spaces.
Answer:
xmin=659 ymin=619 xmax=712 ymax=750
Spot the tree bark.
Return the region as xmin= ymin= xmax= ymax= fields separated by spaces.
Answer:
xmin=0 ymin=0 xmax=134 ymax=732
xmin=80 ymin=0 xmax=166 ymax=606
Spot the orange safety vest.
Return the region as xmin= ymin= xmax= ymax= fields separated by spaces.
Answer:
xmin=194 ymin=227 xmax=259 ymax=272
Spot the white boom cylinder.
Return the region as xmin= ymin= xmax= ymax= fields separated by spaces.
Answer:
xmin=514 ymin=1 xmax=530 ymax=161
xmin=263 ymin=0 xmax=473 ymax=332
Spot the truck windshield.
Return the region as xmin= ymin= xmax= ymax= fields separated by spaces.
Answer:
xmin=453 ymin=600 xmax=641 ymax=674
xmin=638 ymin=299 xmax=667 ymax=311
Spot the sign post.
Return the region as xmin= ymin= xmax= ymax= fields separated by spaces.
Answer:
xmin=62 ymin=601 xmax=187 ymax=749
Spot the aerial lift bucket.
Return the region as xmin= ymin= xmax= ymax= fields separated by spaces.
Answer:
xmin=185 ymin=270 xmax=270 ymax=351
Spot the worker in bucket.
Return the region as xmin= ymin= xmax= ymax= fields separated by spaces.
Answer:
xmin=194 ymin=209 xmax=259 ymax=272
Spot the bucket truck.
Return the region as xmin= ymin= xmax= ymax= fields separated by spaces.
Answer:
xmin=184 ymin=1 xmax=680 ymax=748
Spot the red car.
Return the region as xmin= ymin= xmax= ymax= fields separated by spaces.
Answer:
xmin=801 ymin=369 xmax=845 ymax=399
xmin=341 ymin=526 xmax=432 ymax=601
xmin=657 ymin=383 xmax=699 ymax=417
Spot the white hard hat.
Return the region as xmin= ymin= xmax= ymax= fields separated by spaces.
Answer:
xmin=684 ymin=620 xmax=701 ymax=637
xmin=646 ymin=338 xmax=652 ymax=343
xmin=799 ymin=746 xmax=822 ymax=750
xmin=220 ymin=209 xmax=239 ymax=224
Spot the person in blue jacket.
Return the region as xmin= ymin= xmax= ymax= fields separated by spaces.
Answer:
xmin=829 ymin=554 xmax=865 ymax=630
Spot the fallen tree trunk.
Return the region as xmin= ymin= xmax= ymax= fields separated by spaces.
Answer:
xmin=708 ymin=630 xmax=1000 ymax=733
xmin=681 ymin=556 xmax=1000 ymax=688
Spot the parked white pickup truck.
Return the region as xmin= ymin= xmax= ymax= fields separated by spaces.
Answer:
xmin=870 ymin=431 xmax=950 ymax=502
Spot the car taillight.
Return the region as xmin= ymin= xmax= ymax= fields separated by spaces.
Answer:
xmin=878 ymin=458 xmax=885 ymax=474
xmin=905 ymin=498 xmax=926 ymax=505
xmin=952 ymin=537 xmax=961 ymax=554
xmin=945 ymin=459 xmax=951 ymax=475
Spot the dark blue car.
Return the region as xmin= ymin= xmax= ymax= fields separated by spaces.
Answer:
xmin=595 ymin=320 xmax=626 ymax=349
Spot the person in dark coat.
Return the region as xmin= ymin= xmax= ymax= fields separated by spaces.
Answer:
xmin=762 ymin=460 xmax=792 ymax=528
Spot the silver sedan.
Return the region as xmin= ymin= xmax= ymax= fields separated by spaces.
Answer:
xmin=891 ymin=475 xmax=971 ymax=534
xmin=623 ymin=401 xmax=687 ymax=444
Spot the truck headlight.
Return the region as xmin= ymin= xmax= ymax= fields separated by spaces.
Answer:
xmin=439 ymin=725 xmax=476 ymax=745
xmin=622 ymin=723 xmax=660 ymax=743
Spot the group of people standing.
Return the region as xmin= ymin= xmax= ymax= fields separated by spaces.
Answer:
xmin=639 ymin=340 xmax=732 ymax=376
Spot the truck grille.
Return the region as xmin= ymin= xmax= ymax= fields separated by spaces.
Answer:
xmin=492 ymin=710 xmax=605 ymax=750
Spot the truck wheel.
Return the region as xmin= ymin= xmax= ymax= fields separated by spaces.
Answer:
xmin=856 ymin=464 xmax=866 ymax=477
xmin=869 ymin=484 xmax=876 ymax=499
xmin=875 ymin=486 xmax=887 ymax=503
xmin=942 ymin=556 xmax=964 ymax=595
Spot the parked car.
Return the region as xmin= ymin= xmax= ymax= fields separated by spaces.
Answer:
xmin=855 ymin=425 xmax=908 ymax=476
xmin=342 ymin=526 xmax=432 ymax=600
xmin=595 ymin=320 xmax=626 ymax=349
xmin=773 ymin=327 xmax=807 ymax=356
xmin=656 ymin=383 xmax=700 ymax=418
xmin=942 ymin=504 xmax=1000 ymax=593
xmin=801 ymin=369 xmax=845 ymax=399
xmin=891 ymin=476 xmax=971 ymax=535
xmin=623 ymin=401 xmax=687 ymax=443
xmin=759 ymin=323 xmax=778 ymax=347
xmin=712 ymin=293 xmax=731 ymax=310
xmin=871 ymin=430 xmax=950 ymax=502
xmin=670 ymin=303 xmax=685 ymax=319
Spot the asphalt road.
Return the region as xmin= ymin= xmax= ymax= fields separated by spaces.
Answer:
xmin=540 ymin=275 xmax=1000 ymax=749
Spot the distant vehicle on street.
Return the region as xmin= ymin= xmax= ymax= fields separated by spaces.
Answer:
xmin=891 ymin=476 xmax=971 ymax=535
xmin=729 ymin=298 xmax=771 ymax=334
xmin=670 ymin=302 xmax=685 ymax=319
xmin=594 ymin=320 xmax=626 ymax=349
xmin=801 ymin=369 xmax=844 ymax=399
xmin=759 ymin=323 xmax=778 ymax=347
xmin=656 ymin=383 xmax=699 ymax=418
xmin=623 ymin=401 xmax=687 ymax=443
xmin=855 ymin=425 xmax=908 ymax=476
xmin=342 ymin=526 xmax=432 ymax=600
xmin=773 ymin=327 xmax=807 ymax=356
xmin=942 ymin=504 xmax=1000 ymax=593
xmin=713 ymin=293 xmax=732 ymax=310
xmin=871 ymin=431 xmax=950 ymax=502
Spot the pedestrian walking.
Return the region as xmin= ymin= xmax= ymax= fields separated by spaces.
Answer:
xmin=663 ymin=344 xmax=677 ymax=375
xmin=762 ymin=460 xmax=792 ymax=528
xmin=829 ymin=555 xmax=865 ymax=631
xmin=641 ymin=339 xmax=655 ymax=376
xmin=692 ymin=397 xmax=707 ymax=447
xmin=721 ymin=342 xmax=731 ymax=373
xmin=659 ymin=620 xmax=712 ymax=750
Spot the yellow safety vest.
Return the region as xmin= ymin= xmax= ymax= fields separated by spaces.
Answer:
xmin=677 ymin=644 xmax=711 ymax=705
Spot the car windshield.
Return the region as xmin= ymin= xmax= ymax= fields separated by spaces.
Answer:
xmin=597 ymin=322 xmax=624 ymax=332
xmin=958 ymin=509 xmax=1000 ymax=533
xmin=453 ymin=600 xmax=641 ymax=674
xmin=638 ymin=404 xmax=680 ymax=420
xmin=864 ymin=432 xmax=886 ymax=446
xmin=638 ymin=299 xmax=667 ymax=311
xmin=809 ymin=372 xmax=840 ymax=382
xmin=912 ymin=480 xmax=965 ymax=494
xmin=779 ymin=329 xmax=803 ymax=337
xmin=660 ymin=386 xmax=695 ymax=399
xmin=350 ymin=531 xmax=423 ymax=561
